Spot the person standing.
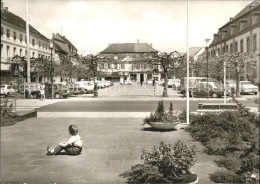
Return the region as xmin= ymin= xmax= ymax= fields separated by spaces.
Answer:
xmin=40 ymin=83 xmax=45 ymax=100
xmin=153 ymin=77 xmax=156 ymax=86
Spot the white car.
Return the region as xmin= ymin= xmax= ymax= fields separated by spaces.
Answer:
xmin=0 ymin=84 xmax=17 ymax=97
xmin=168 ymin=79 xmax=181 ymax=88
xmin=240 ymin=81 xmax=258 ymax=95
xmin=75 ymin=81 xmax=94 ymax=93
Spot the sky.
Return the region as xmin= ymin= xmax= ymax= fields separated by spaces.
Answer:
xmin=2 ymin=0 xmax=252 ymax=55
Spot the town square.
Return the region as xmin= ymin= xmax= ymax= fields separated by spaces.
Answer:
xmin=1 ymin=0 xmax=260 ymax=183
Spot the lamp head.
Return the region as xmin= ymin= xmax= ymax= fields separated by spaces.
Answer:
xmin=50 ymin=40 xmax=53 ymax=49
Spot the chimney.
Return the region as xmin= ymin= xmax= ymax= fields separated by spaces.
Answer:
xmin=230 ymin=17 xmax=234 ymax=21
xmin=137 ymin=39 xmax=139 ymax=44
xmin=150 ymin=43 xmax=153 ymax=47
xmin=4 ymin=7 xmax=8 ymax=11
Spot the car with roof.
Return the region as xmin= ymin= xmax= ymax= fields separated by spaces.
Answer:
xmin=182 ymin=82 xmax=224 ymax=98
xmin=239 ymin=81 xmax=258 ymax=95
xmin=75 ymin=81 xmax=94 ymax=93
xmin=0 ymin=84 xmax=17 ymax=97
xmin=45 ymin=83 xmax=69 ymax=99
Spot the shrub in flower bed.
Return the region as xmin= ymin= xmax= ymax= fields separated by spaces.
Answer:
xmin=185 ymin=97 xmax=259 ymax=183
xmin=0 ymin=105 xmax=20 ymax=127
xmin=119 ymin=141 xmax=197 ymax=184
xmin=253 ymin=98 xmax=259 ymax=104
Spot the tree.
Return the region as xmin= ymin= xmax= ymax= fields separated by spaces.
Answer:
xmin=203 ymin=53 xmax=256 ymax=96
xmin=80 ymin=53 xmax=112 ymax=97
xmin=149 ymin=51 xmax=185 ymax=97
xmin=224 ymin=52 xmax=256 ymax=96
xmin=55 ymin=53 xmax=79 ymax=82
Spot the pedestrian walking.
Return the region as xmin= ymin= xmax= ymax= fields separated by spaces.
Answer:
xmin=153 ymin=77 xmax=155 ymax=86
xmin=46 ymin=125 xmax=83 ymax=156
xmin=40 ymin=83 xmax=45 ymax=100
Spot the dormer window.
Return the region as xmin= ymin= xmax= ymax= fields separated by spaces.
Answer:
xmin=239 ymin=19 xmax=247 ymax=30
xmin=222 ymin=29 xmax=228 ymax=39
xmin=230 ymin=24 xmax=237 ymax=35
xmin=251 ymin=12 xmax=260 ymax=24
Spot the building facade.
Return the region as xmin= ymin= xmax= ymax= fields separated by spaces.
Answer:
xmin=208 ymin=0 xmax=260 ymax=83
xmin=1 ymin=2 xmax=51 ymax=83
xmin=189 ymin=47 xmax=205 ymax=77
xmin=52 ymin=33 xmax=78 ymax=82
xmin=99 ymin=42 xmax=162 ymax=84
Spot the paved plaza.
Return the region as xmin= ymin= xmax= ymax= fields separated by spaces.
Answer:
xmin=1 ymin=117 xmax=223 ymax=183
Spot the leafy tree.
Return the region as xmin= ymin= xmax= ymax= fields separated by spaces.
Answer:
xmin=79 ymin=53 xmax=112 ymax=97
xmin=54 ymin=53 xmax=79 ymax=82
xmin=148 ymin=51 xmax=185 ymax=97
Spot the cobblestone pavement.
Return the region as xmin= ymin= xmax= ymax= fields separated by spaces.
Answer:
xmin=1 ymin=117 xmax=223 ymax=184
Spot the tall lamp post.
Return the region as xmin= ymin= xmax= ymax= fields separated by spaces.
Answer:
xmin=50 ymin=40 xmax=54 ymax=100
xmin=205 ymin=38 xmax=211 ymax=99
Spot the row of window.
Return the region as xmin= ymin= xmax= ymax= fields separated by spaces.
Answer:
xmin=1 ymin=26 xmax=50 ymax=50
xmin=210 ymin=34 xmax=257 ymax=57
xmin=99 ymin=63 xmax=160 ymax=70
xmin=1 ymin=44 xmax=50 ymax=60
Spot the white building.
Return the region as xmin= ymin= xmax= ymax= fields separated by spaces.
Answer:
xmin=1 ymin=2 xmax=51 ymax=83
xmin=208 ymin=0 xmax=260 ymax=83
xmin=99 ymin=41 xmax=162 ymax=84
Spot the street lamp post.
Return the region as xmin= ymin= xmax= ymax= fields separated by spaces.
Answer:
xmin=205 ymin=38 xmax=211 ymax=100
xmin=50 ymin=40 xmax=53 ymax=100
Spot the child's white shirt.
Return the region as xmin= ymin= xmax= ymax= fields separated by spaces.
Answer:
xmin=67 ymin=134 xmax=83 ymax=147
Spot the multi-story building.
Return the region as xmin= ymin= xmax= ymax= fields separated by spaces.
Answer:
xmin=99 ymin=41 xmax=161 ymax=84
xmin=52 ymin=33 xmax=78 ymax=82
xmin=208 ymin=0 xmax=260 ymax=83
xmin=1 ymin=2 xmax=51 ymax=83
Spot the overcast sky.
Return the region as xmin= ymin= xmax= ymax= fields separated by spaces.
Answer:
xmin=2 ymin=0 xmax=252 ymax=54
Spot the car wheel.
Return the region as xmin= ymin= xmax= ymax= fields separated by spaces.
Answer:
xmin=212 ymin=93 xmax=219 ymax=98
xmin=33 ymin=93 xmax=38 ymax=99
xmin=240 ymin=91 xmax=245 ymax=95
xmin=55 ymin=93 xmax=61 ymax=99
xmin=254 ymin=92 xmax=258 ymax=95
xmin=7 ymin=92 xmax=10 ymax=97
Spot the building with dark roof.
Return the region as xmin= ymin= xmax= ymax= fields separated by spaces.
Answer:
xmin=1 ymin=2 xmax=51 ymax=83
xmin=208 ymin=0 xmax=260 ymax=83
xmin=98 ymin=41 xmax=160 ymax=84
xmin=51 ymin=33 xmax=78 ymax=82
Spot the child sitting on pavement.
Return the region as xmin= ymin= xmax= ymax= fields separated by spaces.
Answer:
xmin=46 ymin=125 xmax=83 ymax=156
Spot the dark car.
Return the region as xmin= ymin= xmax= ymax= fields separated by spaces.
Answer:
xmin=183 ymin=82 xmax=224 ymax=98
xmin=45 ymin=83 xmax=69 ymax=99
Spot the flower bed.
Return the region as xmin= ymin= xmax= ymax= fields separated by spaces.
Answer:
xmin=142 ymin=101 xmax=182 ymax=130
xmin=119 ymin=141 xmax=198 ymax=183
xmin=185 ymin=97 xmax=259 ymax=183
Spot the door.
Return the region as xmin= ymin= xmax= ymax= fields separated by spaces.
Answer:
xmin=193 ymin=83 xmax=207 ymax=97
xmin=140 ymin=73 xmax=144 ymax=83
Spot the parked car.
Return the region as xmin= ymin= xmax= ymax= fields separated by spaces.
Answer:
xmin=45 ymin=83 xmax=69 ymax=99
xmin=0 ymin=84 xmax=17 ymax=97
xmin=183 ymin=82 xmax=224 ymax=98
xmin=20 ymin=82 xmax=41 ymax=98
xmin=75 ymin=81 xmax=94 ymax=93
xmin=240 ymin=81 xmax=258 ymax=95
xmin=168 ymin=79 xmax=181 ymax=88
